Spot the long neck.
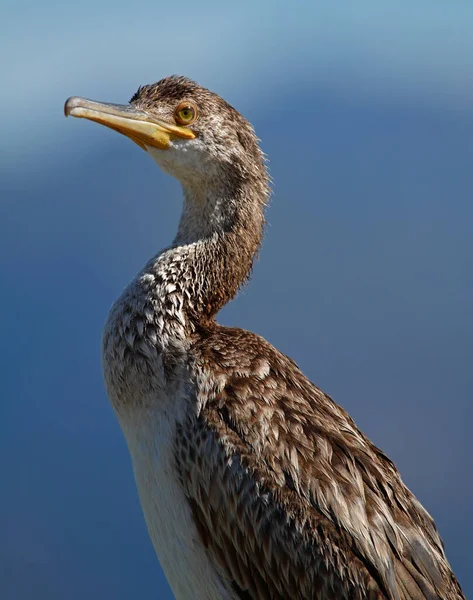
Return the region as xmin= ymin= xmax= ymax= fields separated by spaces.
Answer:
xmin=142 ymin=177 xmax=268 ymax=333
xmin=102 ymin=169 xmax=269 ymax=402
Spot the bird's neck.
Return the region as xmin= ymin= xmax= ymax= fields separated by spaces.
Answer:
xmin=101 ymin=168 xmax=268 ymax=408
xmin=141 ymin=180 xmax=266 ymax=334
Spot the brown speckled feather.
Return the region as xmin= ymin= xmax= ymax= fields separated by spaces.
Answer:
xmin=68 ymin=76 xmax=465 ymax=600
xmin=173 ymin=325 xmax=464 ymax=600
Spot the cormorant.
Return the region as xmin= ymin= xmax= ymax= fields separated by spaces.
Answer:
xmin=65 ymin=76 xmax=464 ymax=600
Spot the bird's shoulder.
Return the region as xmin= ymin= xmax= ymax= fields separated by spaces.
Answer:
xmin=174 ymin=324 xmax=463 ymax=600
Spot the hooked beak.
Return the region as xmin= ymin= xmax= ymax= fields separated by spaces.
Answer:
xmin=64 ymin=97 xmax=196 ymax=150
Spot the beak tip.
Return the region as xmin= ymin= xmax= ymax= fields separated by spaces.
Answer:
xmin=64 ymin=96 xmax=82 ymax=118
xmin=64 ymin=97 xmax=72 ymax=118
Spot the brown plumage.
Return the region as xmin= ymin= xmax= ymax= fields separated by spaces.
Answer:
xmin=65 ymin=76 xmax=465 ymax=599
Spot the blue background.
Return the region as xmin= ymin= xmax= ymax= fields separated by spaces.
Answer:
xmin=1 ymin=2 xmax=472 ymax=598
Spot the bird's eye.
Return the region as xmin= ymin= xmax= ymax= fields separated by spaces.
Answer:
xmin=175 ymin=102 xmax=198 ymax=126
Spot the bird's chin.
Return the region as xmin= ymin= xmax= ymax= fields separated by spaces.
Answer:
xmin=144 ymin=146 xmax=188 ymax=189
xmin=145 ymin=144 xmax=176 ymax=174
xmin=145 ymin=141 xmax=209 ymax=188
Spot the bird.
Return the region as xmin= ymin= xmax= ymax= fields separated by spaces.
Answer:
xmin=64 ymin=76 xmax=464 ymax=600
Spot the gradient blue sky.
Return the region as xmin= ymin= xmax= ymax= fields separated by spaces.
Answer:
xmin=1 ymin=2 xmax=472 ymax=598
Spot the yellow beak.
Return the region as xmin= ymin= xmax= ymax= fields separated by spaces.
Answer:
xmin=64 ymin=97 xmax=196 ymax=150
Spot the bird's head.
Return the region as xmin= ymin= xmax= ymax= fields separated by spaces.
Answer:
xmin=65 ymin=76 xmax=270 ymax=312
xmin=65 ymin=75 xmax=268 ymax=197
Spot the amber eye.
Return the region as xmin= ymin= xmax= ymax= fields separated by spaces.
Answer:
xmin=175 ymin=102 xmax=198 ymax=125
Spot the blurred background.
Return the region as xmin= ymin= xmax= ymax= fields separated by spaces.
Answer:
xmin=1 ymin=1 xmax=472 ymax=598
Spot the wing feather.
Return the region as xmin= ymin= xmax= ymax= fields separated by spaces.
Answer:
xmin=173 ymin=325 xmax=464 ymax=600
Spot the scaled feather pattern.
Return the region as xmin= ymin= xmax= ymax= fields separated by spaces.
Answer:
xmin=66 ymin=76 xmax=465 ymax=600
